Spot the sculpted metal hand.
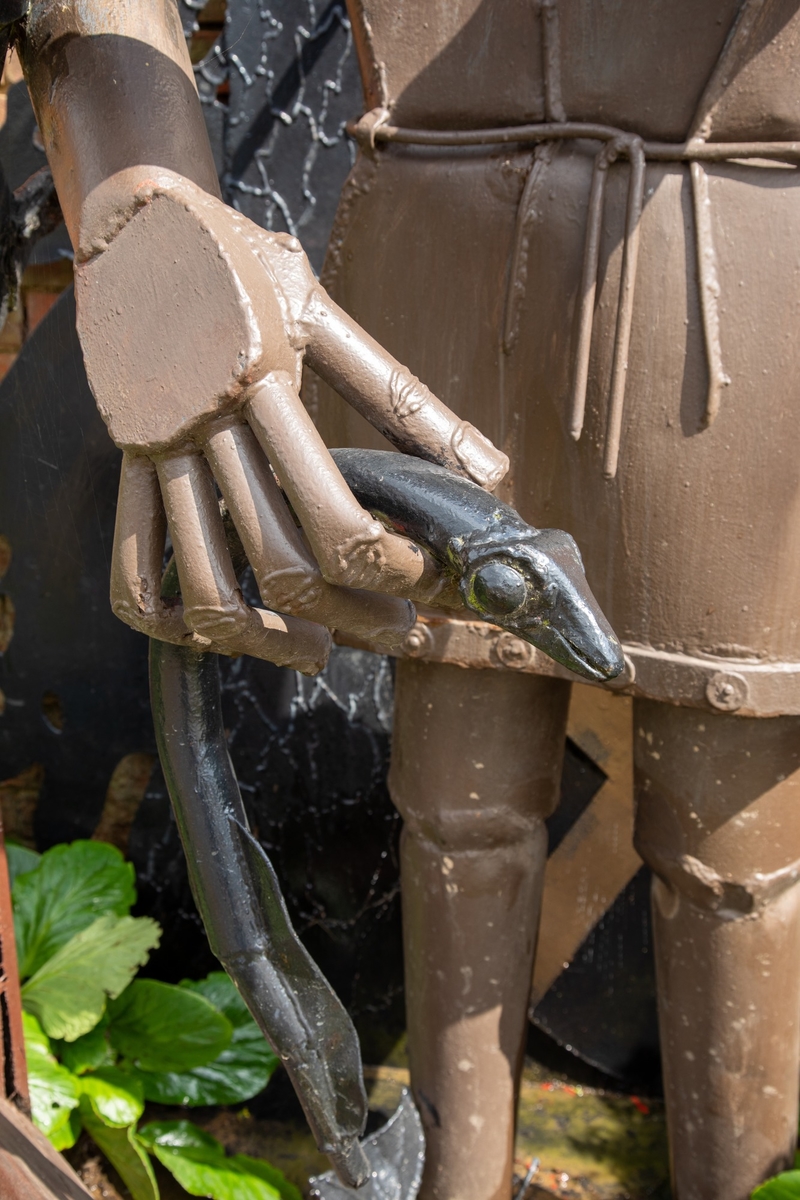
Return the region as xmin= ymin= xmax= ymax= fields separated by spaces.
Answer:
xmin=18 ymin=0 xmax=508 ymax=676
xmin=75 ymin=167 xmax=508 ymax=675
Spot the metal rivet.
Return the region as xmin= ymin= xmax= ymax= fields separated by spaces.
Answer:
xmin=403 ymin=624 xmax=434 ymax=658
xmin=705 ymin=671 xmax=748 ymax=712
xmin=493 ymin=632 xmax=534 ymax=670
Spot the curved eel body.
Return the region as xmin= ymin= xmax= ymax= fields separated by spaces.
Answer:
xmin=332 ymin=448 xmax=624 ymax=683
xmin=149 ymin=448 xmax=625 ymax=1191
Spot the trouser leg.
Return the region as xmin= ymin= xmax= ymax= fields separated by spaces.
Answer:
xmin=389 ymin=660 xmax=570 ymax=1200
xmin=633 ymin=700 xmax=800 ymax=1200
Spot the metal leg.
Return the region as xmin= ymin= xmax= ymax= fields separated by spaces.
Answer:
xmin=634 ymin=700 xmax=800 ymax=1200
xmin=389 ymin=661 xmax=570 ymax=1200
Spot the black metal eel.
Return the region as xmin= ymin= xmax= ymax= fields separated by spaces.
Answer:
xmin=331 ymin=448 xmax=624 ymax=683
xmin=149 ymin=451 xmax=624 ymax=1191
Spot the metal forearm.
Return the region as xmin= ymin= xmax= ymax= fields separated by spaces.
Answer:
xmin=19 ymin=0 xmax=218 ymax=247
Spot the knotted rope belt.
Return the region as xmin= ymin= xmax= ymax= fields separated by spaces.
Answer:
xmin=350 ymin=112 xmax=800 ymax=479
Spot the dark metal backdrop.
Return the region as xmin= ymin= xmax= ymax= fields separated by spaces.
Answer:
xmin=0 ymin=0 xmax=660 ymax=1085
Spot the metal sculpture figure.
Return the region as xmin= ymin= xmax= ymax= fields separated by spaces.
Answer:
xmin=14 ymin=0 xmax=510 ymax=669
xmin=6 ymin=0 xmax=619 ymax=1190
xmin=312 ymin=3 xmax=800 ymax=1199
xmin=7 ymin=2 xmax=800 ymax=1200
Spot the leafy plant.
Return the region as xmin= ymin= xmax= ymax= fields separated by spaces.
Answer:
xmin=14 ymin=840 xmax=285 ymax=1200
xmin=753 ymin=1172 xmax=800 ymax=1198
xmin=139 ymin=1122 xmax=302 ymax=1200
xmin=23 ymin=914 xmax=160 ymax=1041
xmin=14 ymin=839 xmax=137 ymax=978
xmin=6 ymin=840 xmax=41 ymax=885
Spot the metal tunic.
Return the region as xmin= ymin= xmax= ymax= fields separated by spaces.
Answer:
xmin=309 ymin=0 xmax=800 ymax=710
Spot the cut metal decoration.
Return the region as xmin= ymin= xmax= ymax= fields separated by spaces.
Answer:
xmin=310 ymin=1089 xmax=425 ymax=1200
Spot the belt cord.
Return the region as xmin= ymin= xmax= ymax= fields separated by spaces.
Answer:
xmin=349 ymin=0 xmax=794 ymax=475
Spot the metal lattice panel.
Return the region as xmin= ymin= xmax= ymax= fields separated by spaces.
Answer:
xmin=180 ymin=0 xmax=360 ymax=271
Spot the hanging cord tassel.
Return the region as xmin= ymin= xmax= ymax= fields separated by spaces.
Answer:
xmin=503 ymin=141 xmax=559 ymax=355
xmin=690 ymin=161 xmax=730 ymax=428
xmin=568 ymin=138 xmax=622 ymax=440
xmin=602 ymin=140 xmax=645 ymax=479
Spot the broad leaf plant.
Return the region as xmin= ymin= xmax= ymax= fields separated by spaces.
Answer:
xmin=8 ymin=840 xmax=300 ymax=1200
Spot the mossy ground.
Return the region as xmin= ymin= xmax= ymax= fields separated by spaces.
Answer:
xmin=69 ymin=1048 xmax=672 ymax=1199
xmin=514 ymin=1067 xmax=669 ymax=1198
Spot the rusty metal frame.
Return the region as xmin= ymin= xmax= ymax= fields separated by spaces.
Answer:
xmin=0 ymin=825 xmax=26 ymax=1110
xmin=0 ymin=1094 xmax=92 ymax=1199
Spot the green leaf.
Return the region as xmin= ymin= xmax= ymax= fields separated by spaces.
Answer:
xmin=139 ymin=1120 xmax=287 ymax=1200
xmin=50 ymin=1107 xmax=82 ymax=1152
xmin=180 ymin=972 xmax=252 ymax=1025
xmin=108 ymin=979 xmax=232 ymax=1072
xmin=138 ymin=1119 xmax=222 ymax=1157
xmin=53 ymin=1015 xmax=114 ymax=1074
xmin=228 ymin=1154 xmax=303 ymax=1200
xmin=76 ymin=1066 xmax=144 ymax=1128
xmin=22 ymin=914 xmax=160 ymax=1041
xmin=13 ymin=840 xmax=136 ymax=980
xmin=22 ymin=1012 xmax=79 ymax=1140
xmin=134 ymin=973 xmax=278 ymax=1105
xmin=22 ymin=1008 xmax=52 ymax=1058
xmin=5 ymin=841 xmax=41 ymax=887
xmin=151 ymin=1152 xmax=283 ymax=1200
xmin=752 ymin=1173 xmax=800 ymax=1199
xmin=139 ymin=1123 xmax=301 ymax=1200
xmin=81 ymin=1105 xmax=159 ymax=1200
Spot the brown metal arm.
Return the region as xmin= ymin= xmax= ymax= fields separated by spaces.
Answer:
xmin=14 ymin=0 xmax=508 ymax=674
xmin=18 ymin=0 xmax=219 ymax=244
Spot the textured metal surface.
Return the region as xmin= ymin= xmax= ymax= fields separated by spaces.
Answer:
xmin=0 ymin=830 xmax=26 ymax=1108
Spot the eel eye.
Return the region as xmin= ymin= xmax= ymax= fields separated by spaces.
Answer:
xmin=469 ymin=562 xmax=528 ymax=616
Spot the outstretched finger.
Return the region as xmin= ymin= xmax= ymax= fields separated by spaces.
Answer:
xmin=154 ymin=449 xmax=331 ymax=674
xmin=246 ymin=371 xmax=443 ymax=601
xmin=302 ymin=286 xmax=509 ymax=491
xmin=202 ymin=420 xmax=416 ymax=649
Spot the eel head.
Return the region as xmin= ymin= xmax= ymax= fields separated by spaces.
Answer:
xmin=454 ymin=527 xmax=624 ymax=683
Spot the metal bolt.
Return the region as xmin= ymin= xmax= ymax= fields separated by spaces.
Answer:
xmin=705 ymin=671 xmax=748 ymax=713
xmin=493 ymin=632 xmax=534 ymax=670
xmin=403 ymin=624 xmax=434 ymax=658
